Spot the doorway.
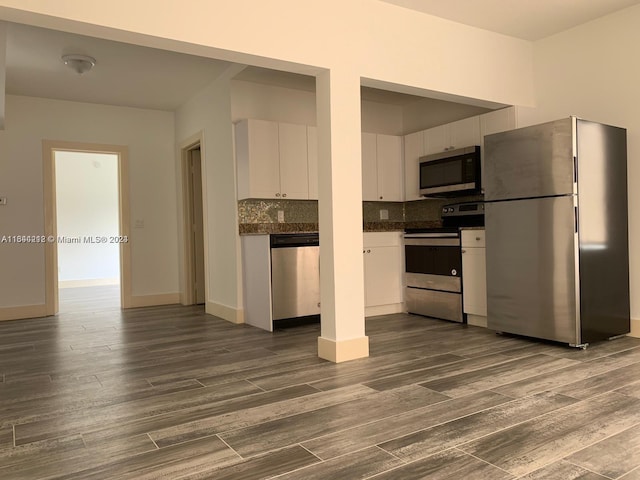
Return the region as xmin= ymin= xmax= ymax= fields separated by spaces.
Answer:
xmin=43 ymin=141 xmax=132 ymax=315
xmin=181 ymin=141 xmax=206 ymax=305
xmin=54 ymin=151 xmax=121 ymax=311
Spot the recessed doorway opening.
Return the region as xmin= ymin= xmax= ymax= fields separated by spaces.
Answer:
xmin=180 ymin=137 xmax=207 ymax=306
xmin=55 ymin=151 xmax=120 ymax=312
xmin=43 ymin=141 xmax=132 ymax=315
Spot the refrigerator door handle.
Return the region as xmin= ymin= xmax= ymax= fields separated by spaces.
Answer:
xmin=574 ymin=156 xmax=578 ymax=183
xmin=575 ymin=206 xmax=578 ymax=233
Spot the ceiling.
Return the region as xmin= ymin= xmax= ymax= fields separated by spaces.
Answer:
xmin=6 ymin=1 xmax=639 ymax=114
xmin=380 ymin=0 xmax=640 ymax=40
xmin=5 ymin=22 xmax=232 ymax=111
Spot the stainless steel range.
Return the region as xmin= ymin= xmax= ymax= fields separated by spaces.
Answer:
xmin=404 ymin=202 xmax=484 ymax=322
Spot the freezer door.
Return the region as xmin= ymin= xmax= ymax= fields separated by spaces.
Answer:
xmin=486 ymin=196 xmax=579 ymax=344
xmin=484 ymin=117 xmax=575 ymax=201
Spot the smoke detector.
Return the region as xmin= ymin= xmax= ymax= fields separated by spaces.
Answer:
xmin=62 ymin=54 xmax=96 ymax=75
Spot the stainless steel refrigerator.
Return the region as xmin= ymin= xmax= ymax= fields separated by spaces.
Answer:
xmin=484 ymin=117 xmax=629 ymax=347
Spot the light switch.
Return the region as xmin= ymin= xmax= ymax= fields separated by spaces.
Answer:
xmin=0 ymin=197 xmax=6 ymax=205
xmin=379 ymin=209 xmax=389 ymax=220
xmin=277 ymin=210 xmax=285 ymax=223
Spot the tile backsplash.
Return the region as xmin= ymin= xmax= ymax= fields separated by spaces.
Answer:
xmin=238 ymin=195 xmax=483 ymax=228
xmin=238 ymin=199 xmax=318 ymax=224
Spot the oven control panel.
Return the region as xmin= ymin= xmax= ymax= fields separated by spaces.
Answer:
xmin=442 ymin=202 xmax=485 ymax=217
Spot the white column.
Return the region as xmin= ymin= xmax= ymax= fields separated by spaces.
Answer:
xmin=315 ymin=69 xmax=369 ymax=363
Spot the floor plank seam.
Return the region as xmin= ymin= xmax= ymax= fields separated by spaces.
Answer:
xmin=374 ymin=444 xmax=407 ymax=463
xmin=216 ymin=434 xmax=244 ymax=460
xmin=452 ymin=446 xmax=515 ymax=477
xmin=561 ymin=459 xmax=616 ymax=480
xmin=146 ymin=432 xmax=160 ymax=450
xmin=244 ymin=378 xmax=267 ymax=392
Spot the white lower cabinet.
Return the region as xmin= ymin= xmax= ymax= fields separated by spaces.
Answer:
xmin=461 ymin=229 xmax=487 ymax=326
xmin=363 ymin=232 xmax=404 ymax=316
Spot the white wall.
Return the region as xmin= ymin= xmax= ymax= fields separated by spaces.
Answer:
xmin=521 ymin=4 xmax=640 ymax=323
xmin=231 ymin=80 xmax=316 ymax=125
xmin=0 ymin=95 xmax=178 ymax=307
xmin=231 ymin=80 xmax=404 ymax=135
xmin=55 ymin=151 xmax=119 ymax=284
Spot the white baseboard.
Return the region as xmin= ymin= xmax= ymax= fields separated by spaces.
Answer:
xmin=365 ymin=303 xmax=403 ymax=318
xmin=629 ymin=318 xmax=640 ymax=338
xmin=0 ymin=304 xmax=49 ymax=321
xmin=206 ymin=301 xmax=244 ymax=324
xmin=126 ymin=293 xmax=180 ymax=309
xmin=318 ymin=336 xmax=370 ymax=363
xmin=467 ymin=314 xmax=488 ymax=328
xmin=59 ymin=278 xmax=120 ymax=288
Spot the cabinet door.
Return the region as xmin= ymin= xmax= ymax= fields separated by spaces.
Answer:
xmin=449 ymin=116 xmax=481 ymax=150
xmin=376 ymin=134 xmax=403 ymax=201
xmin=462 ymin=247 xmax=487 ymax=316
xmin=278 ymin=122 xmax=309 ymax=200
xmin=404 ymin=131 xmax=424 ymax=201
xmin=423 ymin=124 xmax=449 ymax=155
xmin=364 ymin=245 xmax=403 ymax=307
xmin=241 ymin=119 xmax=280 ymax=199
xmin=480 ymin=106 xmax=516 ymax=139
xmin=361 ymin=133 xmax=378 ymax=201
xmin=307 ymin=126 xmax=318 ymax=200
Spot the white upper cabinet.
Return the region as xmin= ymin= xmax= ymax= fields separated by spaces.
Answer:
xmin=278 ymin=122 xmax=309 ymax=200
xmin=235 ymin=119 xmax=280 ymax=200
xmin=362 ymin=133 xmax=403 ymax=202
xmin=376 ymin=134 xmax=403 ymax=202
xmin=361 ymin=133 xmax=378 ymax=201
xmin=307 ymin=126 xmax=318 ymax=200
xmin=480 ymin=106 xmax=517 ymax=140
xmin=403 ymin=130 xmax=424 ymax=202
xmin=235 ymin=119 xmax=310 ymax=200
xmin=423 ymin=116 xmax=481 ymax=155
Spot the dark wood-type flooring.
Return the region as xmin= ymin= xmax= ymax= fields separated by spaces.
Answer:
xmin=2 ymin=286 xmax=640 ymax=479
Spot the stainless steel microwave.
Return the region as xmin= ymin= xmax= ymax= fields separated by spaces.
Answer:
xmin=419 ymin=146 xmax=481 ymax=197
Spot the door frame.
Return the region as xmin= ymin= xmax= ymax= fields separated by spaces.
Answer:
xmin=180 ymin=132 xmax=208 ymax=305
xmin=43 ymin=140 xmax=132 ymax=314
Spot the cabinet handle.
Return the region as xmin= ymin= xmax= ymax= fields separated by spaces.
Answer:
xmin=379 ymin=196 xmax=383 ymax=200
xmin=367 ymin=249 xmax=371 ymax=253
xmin=275 ymin=193 xmax=281 ymax=197
xmin=461 ymin=249 xmax=466 ymax=254
xmin=282 ymin=193 xmax=287 ymax=198
xmin=476 ymin=237 xmax=481 ymax=241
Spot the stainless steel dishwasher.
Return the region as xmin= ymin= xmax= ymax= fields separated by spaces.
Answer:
xmin=270 ymin=233 xmax=320 ymax=321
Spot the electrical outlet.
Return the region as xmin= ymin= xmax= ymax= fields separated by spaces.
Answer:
xmin=277 ymin=210 xmax=285 ymax=223
xmin=0 ymin=197 xmax=6 ymax=205
xmin=379 ymin=209 xmax=389 ymax=220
